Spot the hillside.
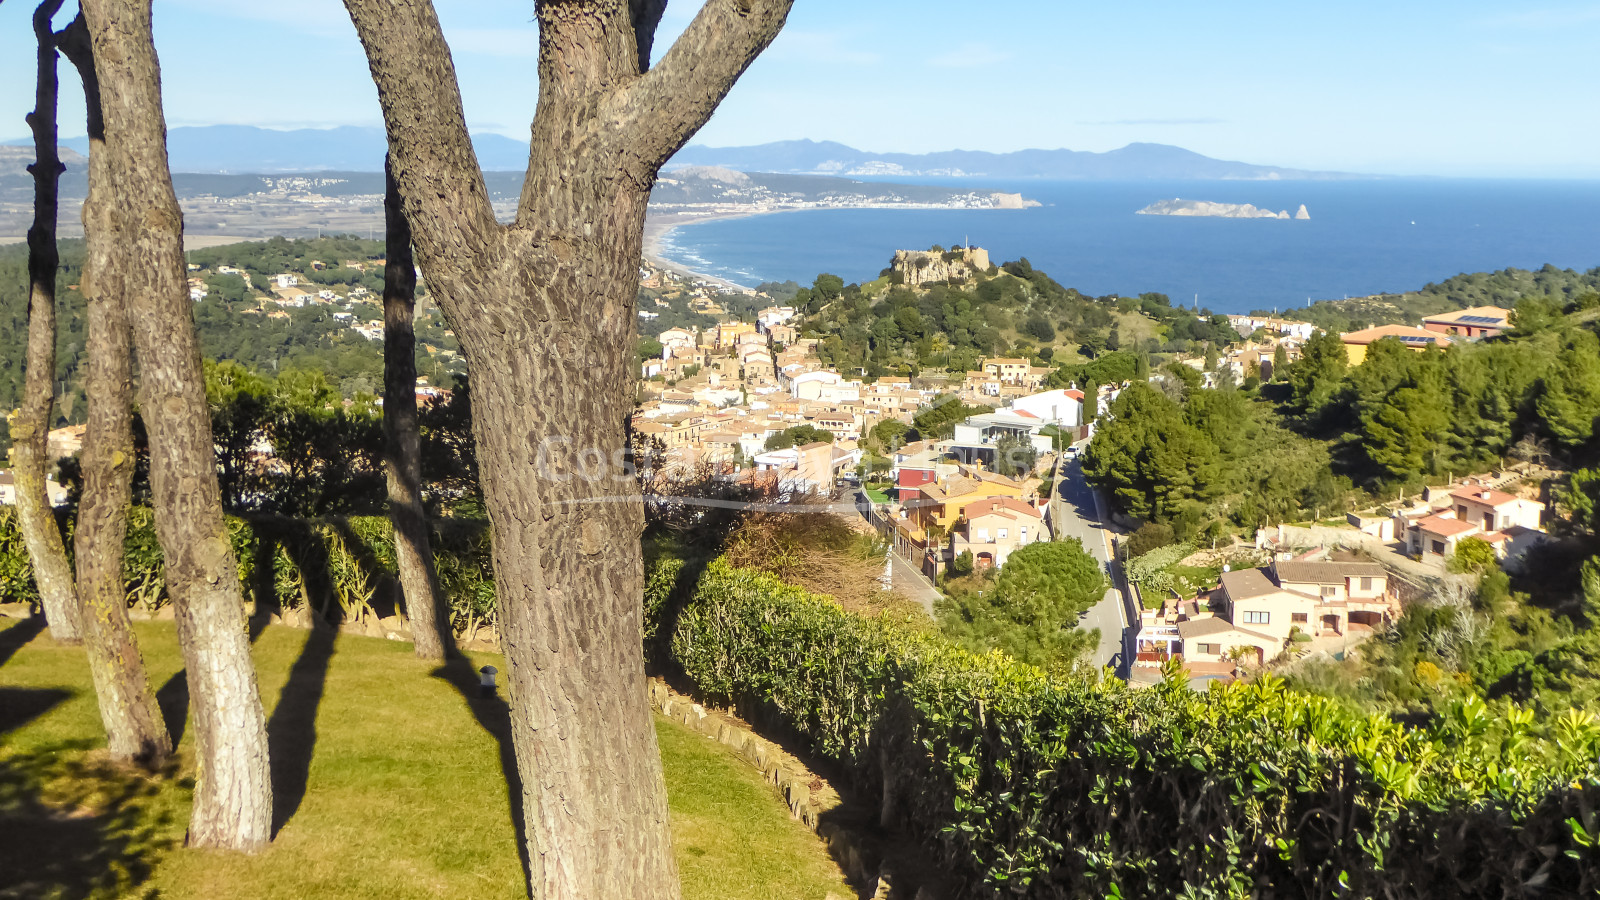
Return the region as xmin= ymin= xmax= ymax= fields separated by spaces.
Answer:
xmin=1261 ymin=264 xmax=1600 ymax=332
xmin=793 ymin=246 xmax=1238 ymax=380
xmin=0 ymin=237 xmax=466 ymax=449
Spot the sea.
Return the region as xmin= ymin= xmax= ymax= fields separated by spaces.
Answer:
xmin=652 ymin=178 xmax=1600 ymax=315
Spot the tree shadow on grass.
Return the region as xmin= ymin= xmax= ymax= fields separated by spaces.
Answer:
xmin=0 ymin=687 xmax=71 ymax=739
xmin=0 ymin=616 xmax=45 ymax=669
xmin=431 ymin=657 xmax=532 ymax=891
xmin=266 ymin=623 xmax=337 ymax=837
xmin=0 ymin=743 xmax=177 ymax=900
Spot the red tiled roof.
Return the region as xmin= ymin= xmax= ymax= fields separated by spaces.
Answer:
xmin=1417 ymin=514 xmax=1477 ymax=537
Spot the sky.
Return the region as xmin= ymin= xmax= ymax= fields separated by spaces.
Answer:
xmin=2 ymin=0 xmax=1598 ymax=177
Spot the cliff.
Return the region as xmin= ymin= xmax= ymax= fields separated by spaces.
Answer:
xmin=891 ymin=246 xmax=992 ymax=287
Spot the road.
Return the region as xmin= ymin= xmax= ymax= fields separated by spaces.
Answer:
xmin=885 ymin=545 xmax=943 ymax=615
xmin=1052 ymin=454 xmax=1131 ymax=677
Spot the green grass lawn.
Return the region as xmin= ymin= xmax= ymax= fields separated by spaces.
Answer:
xmin=0 ymin=618 xmax=849 ymax=900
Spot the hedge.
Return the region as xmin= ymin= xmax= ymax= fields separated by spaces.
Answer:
xmin=0 ymin=507 xmax=497 ymax=636
xmin=651 ymin=554 xmax=1600 ymax=899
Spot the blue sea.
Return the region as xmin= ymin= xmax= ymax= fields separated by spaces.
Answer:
xmin=653 ymin=179 xmax=1600 ymax=314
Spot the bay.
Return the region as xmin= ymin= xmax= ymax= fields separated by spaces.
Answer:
xmin=652 ymin=178 xmax=1600 ymax=315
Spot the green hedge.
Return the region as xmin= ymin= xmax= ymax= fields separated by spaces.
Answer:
xmin=652 ymin=554 xmax=1600 ymax=898
xmin=0 ymin=507 xmax=496 ymax=635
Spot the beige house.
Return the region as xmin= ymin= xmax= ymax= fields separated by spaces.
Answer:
xmin=1177 ymin=617 xmax=1279 ymax=667
xmin=1448 ymin=483 xmax=1543 ymax=533
xmin=949 ymin=496 xmax=1045 ymax=568
xmin=1217 ymin=559 xmax=1396 ymax=644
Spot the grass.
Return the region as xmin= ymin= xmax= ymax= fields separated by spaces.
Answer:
xmin=0 ymin=618 xmax=849 ymax=900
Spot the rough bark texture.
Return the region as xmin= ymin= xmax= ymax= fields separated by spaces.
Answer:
xmin=57 ymin=11 xmax=172 ymax=767
xmin=382 ymin=158 xmax=448 ymax=661
xmin=342 ymin=2 xmax=792 ymax=897
xmin=79 ymin=0 xmax=271 ymax=850
xmin=13 ymin=0 xmax=81 ymax=644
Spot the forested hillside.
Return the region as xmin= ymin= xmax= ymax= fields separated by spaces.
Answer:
xmin=794 ymin=250 xmax=1239 ymax=377
xmin=1267 ymin=264 xmax=1600 ymax=332
xmin=0 ymin=237 xmax=465 ymax=451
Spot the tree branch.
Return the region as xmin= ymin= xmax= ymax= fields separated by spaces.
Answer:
xmin=613 ymin=0 xmax=794 ymax=177
xmin=342 ymin=0 xmax=497 ymax=254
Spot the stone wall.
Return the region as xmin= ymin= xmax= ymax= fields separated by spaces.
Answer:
xmin=647 ymin=678 xmax=937 ymax=900
xmin=890 ymin=247 xmax=990 ymax=287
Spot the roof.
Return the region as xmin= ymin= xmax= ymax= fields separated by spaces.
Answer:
xmin=1417 ymin=514 xmax=1478 ymax=537
xmin=1273 ymin=560 xmax=1386 ymax=585
xmin=1421 ymin=306 xmax=1511 ymax=326
xmin=1218 ymin=568 xmax=1281 ymax=601
xmin=1449 ymin=484 xmax=1520 ymax=508
xmin=1176 ymin=618 xmax=1275 ymax=643
xmin=963 ymin=496 xmax=1043 ymax=522
xmin=1340 ymin=324 xmax=1452 ymax=347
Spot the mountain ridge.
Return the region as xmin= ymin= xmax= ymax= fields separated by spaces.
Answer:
xmin=3 ymin=126 xmax=1364 ymax=180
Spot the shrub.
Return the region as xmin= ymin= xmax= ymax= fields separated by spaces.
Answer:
xmin=653 ymin=553 xmax=1600 ymax=898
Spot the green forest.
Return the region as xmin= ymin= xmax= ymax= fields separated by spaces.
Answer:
xmin=0 ymin=237 xmax=466 ymax=452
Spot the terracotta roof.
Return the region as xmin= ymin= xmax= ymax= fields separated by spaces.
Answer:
xmin=1449 ymin=484 xmax=1520 ymax=508
xmin=1417 ymin=514 xmax=1478 ymax=537
xmin=1340 ymin=325 xmax=1452 ymax=347
xmin=962 ymin=496 xmax=1043 ymax=521
xmin=1421 ymin=306 xmax=1511 ymax=326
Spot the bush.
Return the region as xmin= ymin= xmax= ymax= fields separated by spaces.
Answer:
xmin=652 ymin=554 xmax=1600 ymax=898
xmin=0 ymin=507 xmax=497 ymax=636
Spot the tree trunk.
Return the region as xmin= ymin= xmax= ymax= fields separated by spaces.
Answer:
xmin=13 ymin=0 xmax=81 ymax=644
xmin=79 ymin=0 xmax=271 ymax=850
xmin=344 ymin=2 xmax=793 ymax=896
xmin=57 ymin=10 xmax=171 ymax=767
xmin=382 ymin=158 xmax=448 ymax=661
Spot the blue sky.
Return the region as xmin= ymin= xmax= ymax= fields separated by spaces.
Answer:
xmin=2 ymin=0 xmax=1598 ymax=177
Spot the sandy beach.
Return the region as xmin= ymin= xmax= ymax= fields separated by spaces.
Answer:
xmin=642 ymin=208 xmax=766 ymax=292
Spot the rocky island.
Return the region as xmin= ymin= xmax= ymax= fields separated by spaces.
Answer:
xmin=1138 ymin=198 xmax=1310 ymax=220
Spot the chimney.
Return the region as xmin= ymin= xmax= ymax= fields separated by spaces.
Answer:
xmin=1480 ymin=491 xmax=1492 ymax=501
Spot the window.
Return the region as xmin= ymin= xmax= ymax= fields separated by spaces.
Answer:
xmin=1291 ymin=613 xmax=1308 ymax=624
xmin=1359 ymin=577 xmax=1373 ymax=591
xmin=1243 ymin=611 xmax=1270 ymax=625
xmin=975 ymin=529 xmax=989 ymax=542
xmin=1197 ymin=643 xmax=1218 ymax=655
xmin=998 ymin=528 xmax=1008 ymax=540
xmin=1321 ymin=586 xmax=1337 ymax=598
xmin=1458 ymin=505 xmax=1469 ymax=519
xmin=1431 ymin=540 xmax=1446 ymax=554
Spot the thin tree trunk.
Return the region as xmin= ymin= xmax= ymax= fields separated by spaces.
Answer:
xmin=79 ymin=0 xmax=271 ymax=850
xmin=382 ymin=157 xmax=448 ymax=660
xmin=13 ymin=0 xmax=80 ymax=644
xmin=57 ymin=10 xmax=171 ymax=768
xmin=343 ymin=2 xmax=793 ymax=896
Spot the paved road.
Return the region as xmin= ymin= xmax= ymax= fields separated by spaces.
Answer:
xmin=1052 ymin=455 xmax=1130 ymax=677
xmin=885 ymin=546 xmax=943 ymax=615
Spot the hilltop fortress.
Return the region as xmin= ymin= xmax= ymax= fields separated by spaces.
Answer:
xmin=891 ymin=246 xmax=993 ymax=287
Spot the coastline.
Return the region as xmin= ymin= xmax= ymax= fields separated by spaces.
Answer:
xmin=642 ymin=209 xmax=764 ymax=291
xmin=642 ymin=199 xmax=1035 ymax=291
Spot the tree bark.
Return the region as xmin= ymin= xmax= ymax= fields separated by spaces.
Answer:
xmin=382 ymin=157 xmax=448 ymax=660
xmin=56 ymin=10 xmax=172 ymax=768
xmin=12 ymin=0 xmax=81 ymax=644
xmin=342 ymin=2 xmax=792 ymax=897
xmin=79 ymin=0 xmax=271 ymax=850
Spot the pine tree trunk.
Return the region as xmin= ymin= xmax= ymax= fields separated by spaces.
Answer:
xmin=343 ymin=1 xmax=793 ymax=894
xmin=382 ymin=158 xmax=448 ymax=661
xmin=13 ymin=0 xmax=81 ymax=644
xmin=79 ymin=0 xmax=271 ymax=850
xmin=57 ymin=10 xmax=171 ymax=767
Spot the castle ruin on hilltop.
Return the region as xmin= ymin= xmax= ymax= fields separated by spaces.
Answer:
xmin=890 ymin=246 xmax=992 ymax=287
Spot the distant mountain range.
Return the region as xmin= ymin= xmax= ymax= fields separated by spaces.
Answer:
xmin=666 ymin=140 xmax=1358 ymax=180
xmin=3 ymin=126 xmax=1359 ymax=180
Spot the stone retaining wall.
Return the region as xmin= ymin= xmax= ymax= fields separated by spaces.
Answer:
xmin=647 ymin=678 xmax=934 ymax=900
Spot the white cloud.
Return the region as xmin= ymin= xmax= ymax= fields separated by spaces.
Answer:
xmin=927 ymin=42 xmax=1010 ymax=69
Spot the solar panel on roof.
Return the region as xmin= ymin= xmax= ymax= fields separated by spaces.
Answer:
xmin=1399 ymin=335 xmax=1433 ymax=342
xmin=1457 ymin=315 xmax=1502 ymax=325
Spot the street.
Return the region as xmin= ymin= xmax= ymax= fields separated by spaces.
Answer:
xmin=1051 ymin=454 xmax=1131 ymax=677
